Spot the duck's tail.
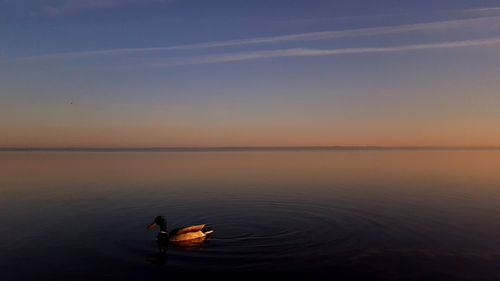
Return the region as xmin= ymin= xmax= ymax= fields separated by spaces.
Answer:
xmin=202 ymin=226 xmax=214 ymax=235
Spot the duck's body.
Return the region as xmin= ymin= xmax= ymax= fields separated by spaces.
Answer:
xmin=148 ymin=216 xmax=213 ymax=248
xmin=169 ymin=224 xmax=213 ymax=243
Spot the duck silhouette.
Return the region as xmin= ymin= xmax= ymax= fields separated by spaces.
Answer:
xmin=147 ymin=216 xmax=213 ymax=249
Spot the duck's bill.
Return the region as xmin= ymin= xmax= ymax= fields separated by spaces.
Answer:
xmin=147 ymin=223 xmax=157 ymax=229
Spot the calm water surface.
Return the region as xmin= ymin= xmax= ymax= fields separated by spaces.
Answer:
xmin=1 ymin=151 xmax=500 ymax=280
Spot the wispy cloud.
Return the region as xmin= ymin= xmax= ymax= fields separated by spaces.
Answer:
xmin=147 ymin=38 xmax=500 ymax=67
xmin=17 ymin=15 xmax=500 ymax=61
xmin=464 ymin=6 xmax=500 ymax=13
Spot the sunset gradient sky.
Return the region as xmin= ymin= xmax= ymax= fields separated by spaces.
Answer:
xmin=1 ymin=0 xmax=500 ymax=147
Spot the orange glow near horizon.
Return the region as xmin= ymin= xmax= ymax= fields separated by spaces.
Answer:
xmin=2 ymin=121 xmax=500 ymax=148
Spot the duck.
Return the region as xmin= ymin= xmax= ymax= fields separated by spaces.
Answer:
xmin=147 ymin=216 xmax=213 ymax=247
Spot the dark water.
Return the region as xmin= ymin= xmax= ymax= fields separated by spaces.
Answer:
xmin=1 ymin=151 xmax=500 ymax=280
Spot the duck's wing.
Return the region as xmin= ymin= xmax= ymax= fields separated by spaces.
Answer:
xmin=173 ymin=224 xmax=206 ymax=235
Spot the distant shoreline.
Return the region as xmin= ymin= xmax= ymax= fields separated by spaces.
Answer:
xmin=1 ymin=146 xmax=499 ymax=152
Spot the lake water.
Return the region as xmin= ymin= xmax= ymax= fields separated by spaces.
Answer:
xmin=1 ymin=150 xmax=500 ymax=280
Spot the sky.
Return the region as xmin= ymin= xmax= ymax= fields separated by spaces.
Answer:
xmin=1 ymin=0 xmax=500 ymax=148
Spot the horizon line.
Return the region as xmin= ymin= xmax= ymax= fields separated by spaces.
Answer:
xmin=1 ymin=146 xmax=500 ymax=152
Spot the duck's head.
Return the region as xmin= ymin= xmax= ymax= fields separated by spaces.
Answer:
xmin=147 ymin=216 xmax=167 ymax=230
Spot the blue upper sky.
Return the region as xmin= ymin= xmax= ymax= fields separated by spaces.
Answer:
xmin=2 ymin=0 xmax=500 ymax=147
xmin=3 ymin=0 xmax=500 ymax=55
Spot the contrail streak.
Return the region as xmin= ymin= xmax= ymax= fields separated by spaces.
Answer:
xmin=147 ymin=38 xmax=500 ymax=66
xmin=15 ymin=15 xmax=500 ymax=61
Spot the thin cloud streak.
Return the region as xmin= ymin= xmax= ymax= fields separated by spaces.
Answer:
xmin=465 ymin=6 xmax=500 ymax=13
xmin=16 ymin=15 xmax=500 ymax=61
xmin=149 ymin=38 xmax=500 ymax=66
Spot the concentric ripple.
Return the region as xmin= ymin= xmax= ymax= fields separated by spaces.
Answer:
xmin=132 ymin=196 xmax=416 ymax=272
